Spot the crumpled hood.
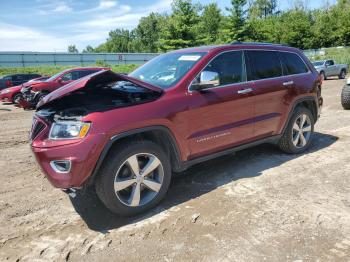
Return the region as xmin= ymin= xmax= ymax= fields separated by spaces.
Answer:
xmin=36 ymin=70 xmax=163 ymax=109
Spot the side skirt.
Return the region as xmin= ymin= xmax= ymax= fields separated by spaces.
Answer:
xmin=178 ymin=135 xmax=281 ymax=171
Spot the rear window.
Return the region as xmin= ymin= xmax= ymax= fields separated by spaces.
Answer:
xmin=246 ymin=50 xmax=282 ymax=81
xmin=279 ymin=52 xmax=308 ymax=75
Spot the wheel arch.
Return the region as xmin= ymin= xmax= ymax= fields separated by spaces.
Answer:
xmin=282 ymin=96 xmax=319 ymax=134
xmin=86 ymin=126 xmax=183 ymax=187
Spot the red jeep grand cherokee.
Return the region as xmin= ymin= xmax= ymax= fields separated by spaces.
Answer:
xmin=30 ymin=43 xmax=322 ymax=216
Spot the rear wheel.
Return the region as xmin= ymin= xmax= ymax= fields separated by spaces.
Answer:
xmin=320 ymin=71 xmax=326 ymax=81
xmin=341 ymin=84 xmax=350 ymax=110
xmin=95 ymin=140 xmax=171 ymax=216
xmin=339 ymin=69 xmax=346 ymax=79
xmin=278 ymin=107 xmax=314 ymax=154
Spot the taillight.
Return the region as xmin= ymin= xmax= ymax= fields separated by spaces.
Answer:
xmin=5 ymin=80 xmax=12 ymax=87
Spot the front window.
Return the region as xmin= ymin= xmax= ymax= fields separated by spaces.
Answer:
xmin=312 ymin=61 xmax=324 ymax=66
xmin=129 ymin=52 xmax=206 ymax=89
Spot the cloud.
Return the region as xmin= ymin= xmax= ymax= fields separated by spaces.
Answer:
xmin=38 ymin=1 xmax=72 ymax=15
xmin=99 ymin=0 xmax=118 ymax=9
xmin=0 ymin=0 xmax=173 ymax=51
xmin=52 ymin=3 xmax=72 ymax=13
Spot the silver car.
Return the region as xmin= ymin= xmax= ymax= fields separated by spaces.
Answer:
xmin=312 ymin=59 xmax=348 ymax=80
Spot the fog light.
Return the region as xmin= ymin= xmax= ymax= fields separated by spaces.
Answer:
xmin=50 ymin=160 xmax=71 ymax=173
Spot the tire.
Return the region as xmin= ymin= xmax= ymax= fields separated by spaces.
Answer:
xmin=12 ymin=93 xmax=22 ymax=104
xmin=341 ymin=84 xmax=350 ymax=110
xmin=278 ymin=107 xmax=314 ymax=154
xmin=339 ymin=69 xmax=346 ymax=79
xmin=95 ymin=140 xmax=172 ymax=216
xmin=320 ymin=71 xmax=326 ymax=81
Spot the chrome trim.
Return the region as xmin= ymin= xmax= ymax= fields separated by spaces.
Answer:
xmin=237 ymin=88 xmax=253 ymax=94
xmin=50 ymin=160 xmax=72 ymax=174
xmin=283 ymin=81 xmax=294 ymax=86
xmin=187 ymin=48 xmax=312 ymax=93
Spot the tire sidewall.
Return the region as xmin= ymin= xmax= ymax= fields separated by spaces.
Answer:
xmin=97 ymin=141 xmax=172 ymax=216
xmin=12 ymin=93 xmax=22 ymax=104
xmin=284 ymin=107 xmax=315 ymax=154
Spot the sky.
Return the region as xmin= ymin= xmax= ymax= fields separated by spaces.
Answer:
xmin=0 ymin=0 xmax=337 ymax=52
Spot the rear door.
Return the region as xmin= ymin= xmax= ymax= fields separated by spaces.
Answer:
xmin=186 ymin=50 xmax=255 ymax=158
xmin=245 ymin=50 xmax=286 ymax=138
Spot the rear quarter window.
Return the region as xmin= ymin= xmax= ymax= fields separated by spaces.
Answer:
xmin=246 ymin=50 xmax=282 ymax=81
xmin=279 ymin=52 xmax=309 ymax=75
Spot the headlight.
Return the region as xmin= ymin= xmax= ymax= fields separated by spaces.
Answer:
xmin=49 ymin=121 xmax=91 ymax=140
xmin=1 ymin=89 xmax=10 ymax=94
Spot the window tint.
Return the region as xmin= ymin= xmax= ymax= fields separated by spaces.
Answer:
xmin=61 ymin=71 xmax=80 ymax=81
xmin=79 ymin=70 xmax=99 ymax=78
xmin=279 ymin=52 xmax=309 ymax=75
xmin=203 ymin=51 xmax=245 ymax=86
xmin=246 ymin=50 xmax=282 ymax=80
xmin=12 ymin=75 xmax=24 ymax=81
xmin=325 ymin=60 xmax=334 ymax=66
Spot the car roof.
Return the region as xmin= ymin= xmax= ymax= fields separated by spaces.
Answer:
xmin=170 ymin=42 xmax=300 ymax=54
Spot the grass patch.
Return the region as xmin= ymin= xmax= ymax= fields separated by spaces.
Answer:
xmin=309 ymin=47 xmax=350 ymax=65
xmin=0 ymin=64 xmax=139 ymax=76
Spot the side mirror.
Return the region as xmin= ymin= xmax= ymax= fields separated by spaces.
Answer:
xmin=191 ymin=71 xmax=219 ymax=91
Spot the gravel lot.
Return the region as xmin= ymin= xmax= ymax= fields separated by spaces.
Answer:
xmin=0 ymin=78 xmax=349 ymax=262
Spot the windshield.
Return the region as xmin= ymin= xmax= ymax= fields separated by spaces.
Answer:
xmin=312 ymin=61 xmax=324 ymax=66
xmin=45 ymin=70 xmax=69 ymax=82
xmin=129 ymin=52 xmax=206 ymax=89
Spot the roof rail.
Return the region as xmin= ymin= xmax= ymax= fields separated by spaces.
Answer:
xmin=230 ymin=41 xmax=287 ymax=46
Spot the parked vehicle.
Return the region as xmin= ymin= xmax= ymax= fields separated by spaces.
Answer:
xmin=341 ymin=77 xmax=350 ymax=109
xmin=19 ymin=67 xmax=108 ymax=109
xmin=0 ymin=76 xmax=50 ymax=104
xmin=0 ymin=73 xmax=42 ymax=90
xmin=312 ymin=60 xmax=348 ymax=80
xmin=30 ymin=43 xmax=322 ymax=216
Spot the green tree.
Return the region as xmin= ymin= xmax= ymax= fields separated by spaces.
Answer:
xmin=82 ymin=45 xmax=94 ymax=53
xmin=249 ymin=0 xmax=277 ymax=18
xmin=67 ymin=45 xmax=78 ymax=53
xmin=159 ymin=0 xmax=201 ymax=51
xmin=225 ymin=0 xmax=248 ymax=42
xmin=136 ymin=12 xmax=164 ymax=52
xmin=199 ymin=3 xmax=222 ymax=44
xmin=95 ymin=29 xmax=137 ymax=53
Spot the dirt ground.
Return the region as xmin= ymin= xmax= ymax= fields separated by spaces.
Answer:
xmin=0 ymin=78 xmax=349 ymax=262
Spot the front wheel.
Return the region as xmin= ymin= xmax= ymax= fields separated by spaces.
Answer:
xmin=95 ymin=140 xmax=171 ymax=216
xmin=339 ymin=69 xmax=346 ymax=79
xmin=12 ymin=93 xmax=22 ymax=104
xmin=278 ymin=107 xmax=315 ymax=154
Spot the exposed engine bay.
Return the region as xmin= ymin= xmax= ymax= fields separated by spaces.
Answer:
xmin=36 ymin=73 xmax=162 ymax=122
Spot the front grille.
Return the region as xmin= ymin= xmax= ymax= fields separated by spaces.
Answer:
xmin=30 ymin=118 xmax=46 ymax=140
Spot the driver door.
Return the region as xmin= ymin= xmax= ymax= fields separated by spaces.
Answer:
xmin=185 ymin=50 xmax=255 ymax=159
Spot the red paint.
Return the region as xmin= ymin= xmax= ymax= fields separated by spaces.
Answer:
xmin=30 ymin=44 xmax=322 ymax=189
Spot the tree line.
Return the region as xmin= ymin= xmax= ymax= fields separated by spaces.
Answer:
xmin=70 ymin=0 xmax=350 ymax=53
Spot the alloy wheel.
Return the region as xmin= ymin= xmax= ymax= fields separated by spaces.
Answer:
xmin=292 ymin=113 xmax=312 ymax=148
xmin=114 ymin=153 xmax=164 ymax=207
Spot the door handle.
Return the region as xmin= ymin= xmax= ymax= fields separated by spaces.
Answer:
xmin=283 ymin=81 xmax=294 ymax=86
xmin=237 ymin=88 xmax=253 ymax=94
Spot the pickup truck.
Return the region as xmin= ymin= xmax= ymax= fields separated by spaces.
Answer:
xmin=312 ymin=60 xmax=348 ymax=80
